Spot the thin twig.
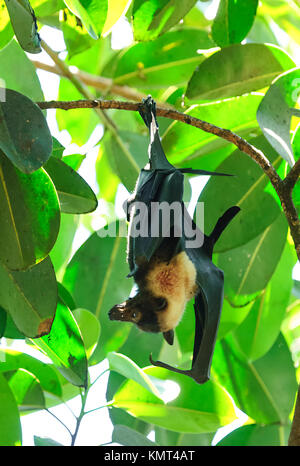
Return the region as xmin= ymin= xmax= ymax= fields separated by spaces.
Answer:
xmin=31 ymin=59 xmax=155 ymax=104
xmin=45 ymin=408 xmax=73 ymax=439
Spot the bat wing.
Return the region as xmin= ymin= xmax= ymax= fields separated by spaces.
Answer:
xmin=150 ymin=206 xmax=240 ymax=384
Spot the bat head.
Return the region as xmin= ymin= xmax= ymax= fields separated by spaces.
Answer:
xmin=108 ymin=290 xmax=175 ymax=345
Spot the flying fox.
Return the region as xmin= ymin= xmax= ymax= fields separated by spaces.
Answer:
xmin=108 ymin=96 xmax=239 ymax=383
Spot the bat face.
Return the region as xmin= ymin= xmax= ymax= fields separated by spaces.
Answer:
xmin=109 ymin=250 xmax=198 ymax=344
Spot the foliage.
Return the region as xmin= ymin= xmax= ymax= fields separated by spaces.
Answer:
xmin=0 ymin=0 xmax=300 ymax=447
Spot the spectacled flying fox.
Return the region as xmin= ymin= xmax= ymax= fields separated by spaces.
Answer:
xmin=109 ymin=96 xmax=240 ymax=383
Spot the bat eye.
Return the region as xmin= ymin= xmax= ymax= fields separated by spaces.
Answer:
xmin=156 ymin=298 xmax=167 ymax=310
xmin=131 ymin=311 xmax=140 ymax=322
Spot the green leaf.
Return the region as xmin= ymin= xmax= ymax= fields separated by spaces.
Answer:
xmin=217 ymin=423 xmax=290 ymax=446
xmin=257 ymin=68 xmax=300 ymax=166
xmin=213 ymin=333 xmax=297 ymax=424
xmin=62 ymin=154 xmax=86 ymax=171
xmin=60 ymin=9 xmax=95 ymax=58
xmin=211 ymin=0 xmax=258 ymax=47
xmin=113 ymin=366 xmax=237 ymax=433
xmin=4 ymin=369 xmax=45 ymax=411
xmin=0 ymin=257 xmax=57 ymax=338
xmin=0 ymin=0 xmax=14 ymax=50
xmin=96 ymin=145 xmax=120 ymax=203
xmin=34 ymin=300 xmax=88 ymax=387
xmin=62 ymin=225 xmax=132 ymax=362
xmin=50 ymin=213 xmax=79 ymax=280
xmin=102 ymin=0 xmax=131 ymax=35
xmin=0 ymin=306 xmax=6 ymax=337
xmin=199 ymin=135 xmax=283 ymax=252
xmin=112 ymin=425 xmax=158 ymax=446
xmin=107 ymin=352 xmax=163 ymax=399
xmin=232 ymin=242 xmax=295 ymax=361
xmin=0 ymin=373 xmax=22 ymax=446
xmin=0 ymin=39 xmax=43 ymax=101
xmin=110 ymin=29 xmax=214 ymax=89
xmin=0 ymin=89 xmax=52 ymax=173
xmin=162 ymin=93 xmax=262 ymax=164
xmin=44 ymin=156 xmax=98 ymax=214
xmin=132 ymin=0 xmax=197 ymax=41
xmin=73 ymin=308 xmax=101 ymax=359
xmin=0 ymin=348 xmax=62 ymax=398
xmin=103 ymin=131 xmax=147 ymax=192
xmin=34 ymin=436 xmax=63 ymax=446
xmin=4 ymin=0 xmax=41 ymax=53
xmin=217 ymin=299 xmax=253 ymax=340
xmin=63 ymin=0 xmax=107 ymax=39
xmin=0 ymin=152 xmax=60 ymax=270
xmin=217 ymin=213 xmax=288 ymax=304
xmin=51 ymin=137 xmax=65 ymax=159
xmin=186 ymin=43 xmax=295 ymax=101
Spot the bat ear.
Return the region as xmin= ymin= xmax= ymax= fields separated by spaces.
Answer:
xmin=163 ymin=330 xmax=174 ymax=346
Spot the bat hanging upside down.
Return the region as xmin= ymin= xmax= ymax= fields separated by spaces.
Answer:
xmin=108 ymin=96 xmax=240 ymax=383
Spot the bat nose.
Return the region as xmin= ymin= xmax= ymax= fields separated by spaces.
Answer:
xmin=108 ymin=304 xmax=123 ymax=320
xmin=108 ymin=302 xmax=129 ymax=321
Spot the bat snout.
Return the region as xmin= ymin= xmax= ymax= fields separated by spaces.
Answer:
xmin=108 ymin=301 xmax=136 ymax=323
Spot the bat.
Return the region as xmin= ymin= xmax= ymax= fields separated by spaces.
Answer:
xmin=109 ymin=96 xmax=240 ymax=384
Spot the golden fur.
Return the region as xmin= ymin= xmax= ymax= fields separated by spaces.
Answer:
xmin=146 ymin=251 xmax=197 ymax=331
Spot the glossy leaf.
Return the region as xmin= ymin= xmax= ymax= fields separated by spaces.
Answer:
xmin=112 ymin=425 xmax=158 ymax=446
xmin=211 ymin=0 xmax=258 ymax=47
xmin=107 ymin=352 xmax=162 ymax=398
xmin=217 ymin=423 xmax=290 ymax=446
xmin=257 ymin=68 xmax=300 ymax=166
xmin=62 ymin=225 xmax=132 ymax=362
xmin=44 ymin=156 xmax=98 ymax=214
xmin=132 ymin=0 xmax=197 ymax=41
xmin=217 ymin=213 xmax=288 ymax=304
xmin=60 ymin=9 xmax=94 ymax=58
xmin=0 ymin=152 xmax=60 ymax=270
xmin=73 ymin=308 xmax=101 ymax=359
xmin=34 ymin=436 xmax=63 ymax=446
xmin=103 ymin=131 xmax=147 ymax=191
xmin=217 ymin=299 xmax=253 ymax=340
xmin=102 ymin=0 xmax=131 ymax=36
xmin=0 ymin=257 xmax=57 ymax=338
xmin=4 ymin=369 xmax=45 ymax=411
xmin=232 ymin=242 xmax=295 ymax=361
xmin=51 ymin=138 xmax=65 ymax=159
xmin=213 ymin=333 xmax=297 ymax=424
xmin=0 ymin=0 xmax=14 ymax=50
xmin=96 ymin=145 xmax=120 ymax=202
xmin=162 ymin=93 xmax=262 ymax=164
xmin=186 ymin=43 xmax=295 ymax=101
xmin=4 ymin=0 xmax=41 ymax=53
xmin=50 ymin=213 xmax=79 ymax=280
xmin=0 ymin=89 xmax=52 ymax=173
xmin=0 ymin=306 xmax=6 ymax=337
xmin=34 ymin=300 xmax=88 ymax=387
xmin=110 ymin=29 xmax=214 ymax=89
xmin=0 ymin=40 xmax=43 ymax=101
xmin=113 ymin=366 xmax=237 ymax=433
xmin=63 ymin=0 xmax=107 ymax=39
xmin=0 ymin=348 xmax=62 ymax=398
xmin=0 ymin=373 xmax=22 ymax=446
xmin=199 ymin=135 xmax=283 ymax=252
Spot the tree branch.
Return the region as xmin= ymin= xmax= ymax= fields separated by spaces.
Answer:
xmin=37 ymin=96 xmax=300 ymax=262
xmin=37 ymin=97 xmax=281 ymax=186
